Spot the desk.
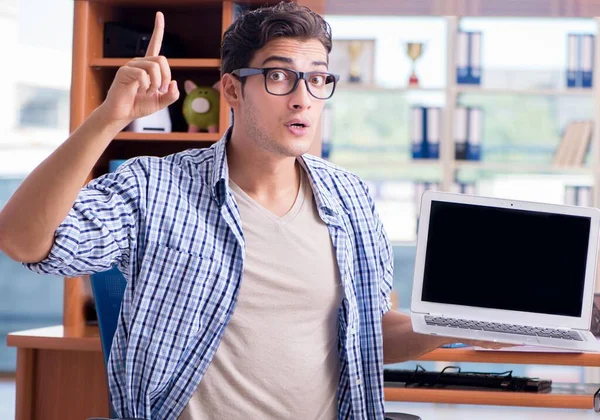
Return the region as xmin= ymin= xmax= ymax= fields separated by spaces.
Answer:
xmin=7 ymin=325 xmax=108 ymax=420
xmin=7 ymin=325 xmax=600 ymax=419
xmin=386 ymin=348 xmax=600 ymax=410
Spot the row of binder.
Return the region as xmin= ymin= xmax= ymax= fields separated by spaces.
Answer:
xmin=415 ymin=181 xmax=476 ymax=232
xmin=411 ymin=106 xmax=482 ymax=161
xmin=415 ymin=181 xmax=476 ymax=214
xmin=567 ymin=33 xmax=594 ymax=88
xmin=456 ymin=31 xmax=594 ymax=88
xmin=565 ymin=185 xmax=593 ymax=207
xmin=457 ymin=31 xmax=482 ymax=85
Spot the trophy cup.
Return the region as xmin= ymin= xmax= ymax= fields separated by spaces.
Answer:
xmin=406 ymin=42 xmax=424 ymax=87
xmin=348 ymin=41 xmax=363 ymax=83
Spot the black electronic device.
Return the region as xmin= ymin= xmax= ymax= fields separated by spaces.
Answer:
xmin=104 ymin=22 xmax=185 ymax=58
xmin=384 ymin=365 xmax=552 ymax=392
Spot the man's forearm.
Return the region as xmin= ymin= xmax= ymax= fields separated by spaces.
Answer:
xmin=0 ymin=106 xmax=127 ymax=263
xmin=382 ymin=309 xmax=451 ymax=364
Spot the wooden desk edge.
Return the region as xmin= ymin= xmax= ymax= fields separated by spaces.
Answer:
xmin=416 ymin=348 xmax=600 ymax=367
xmin=6 ymin=326 xmax=600 ymax=366
xmin=6 ymin=325 xmax=101 ymax=352
xmin=383 ymin=386 xmax=596 ymax=409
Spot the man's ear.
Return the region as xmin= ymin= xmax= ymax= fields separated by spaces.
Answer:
xmin=221 ymin=74 xmax=241 ymax=107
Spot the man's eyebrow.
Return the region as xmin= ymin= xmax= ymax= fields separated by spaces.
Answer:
xmin=261 ymin=55 xmax=329 ymax=68
xmin=261 ymin=55 xmax=292 ymax=66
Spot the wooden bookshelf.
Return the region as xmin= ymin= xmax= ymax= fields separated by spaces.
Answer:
xmin=114 ymin=132 xmax=221 ymax=141
xmin=90 ymin=57 xmax=222 ymax=68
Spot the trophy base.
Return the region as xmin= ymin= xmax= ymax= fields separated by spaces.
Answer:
xmin=349 ymin=75 xmax=362 ymax=83
xmin=408 ymin=74 xmax=420 ymax=87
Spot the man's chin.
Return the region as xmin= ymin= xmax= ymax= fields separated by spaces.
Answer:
xmin=280 ymin=136 xmax=313 ymax=156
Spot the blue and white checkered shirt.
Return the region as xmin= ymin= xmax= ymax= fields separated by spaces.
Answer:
xmin=24 ymin=130 xmax=394 ymax=419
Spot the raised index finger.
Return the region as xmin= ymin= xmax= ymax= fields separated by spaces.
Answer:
xmin=145 ymin=11 xmax=164 ymax=57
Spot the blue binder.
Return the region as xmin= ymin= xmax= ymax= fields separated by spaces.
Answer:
xmin=411 ymin=106 xmax=426 ymax=159
xmin=567 ymin=33 xmax=579 ymax=88
xmin=466 ymin=107 xmax=482 ymax=161
xmin=426 ymin=107 xmax=441 ymax=159
xmin=582 ymin=34 xmax=594 ymax=88
xmin=457 ymin=31 xmax=482 ymax=85
xmin=321 ymin=104 xmax=333 ymax=160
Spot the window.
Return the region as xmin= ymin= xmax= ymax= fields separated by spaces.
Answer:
xmin=18 ymin=84 xmax=70 ymax=129
xmin=0 ymin=0 xmax=73 ymax=373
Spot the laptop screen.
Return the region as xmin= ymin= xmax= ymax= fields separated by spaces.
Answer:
xmin=422 ymin=200 xmax=591 ymax=317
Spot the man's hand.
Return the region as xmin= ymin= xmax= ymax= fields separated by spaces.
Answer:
xmin=99 ymin=11 xmax=179 ymax=126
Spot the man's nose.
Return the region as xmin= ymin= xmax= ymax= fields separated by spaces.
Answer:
xmin=289 ymin=78 xmax=312 ymax=110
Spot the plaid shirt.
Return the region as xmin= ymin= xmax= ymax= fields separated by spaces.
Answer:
xmin=24 ymin=130 xmax=394 ymax=420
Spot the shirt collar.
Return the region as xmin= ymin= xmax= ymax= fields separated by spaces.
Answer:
xmin=297 ymin=156 xmax=346 ymax=222
xmin=210 ymin=128 xmax=231 ymax=207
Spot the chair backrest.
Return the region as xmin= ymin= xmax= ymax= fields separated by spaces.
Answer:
xmin=90 ymin=265 xmax=127 ymax=366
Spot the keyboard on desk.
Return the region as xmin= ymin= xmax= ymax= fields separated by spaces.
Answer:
xmin=424 ymin=315 xmax=583 ymax=341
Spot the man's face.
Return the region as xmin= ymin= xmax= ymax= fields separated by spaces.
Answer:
xmin=236 ymin=37 xmax=329 ymax=158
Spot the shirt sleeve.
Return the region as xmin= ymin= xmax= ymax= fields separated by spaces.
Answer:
xmin=360 ymin=180 xmax=394 ymax=315
xmin=377 ymin=221 xmax=394 ymax=314
xmin=22 ymin=157 xmax=147 ymax=278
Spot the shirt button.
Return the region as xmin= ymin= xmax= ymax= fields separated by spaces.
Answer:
xmin=356 ymin=377 xmax=362 ymax=385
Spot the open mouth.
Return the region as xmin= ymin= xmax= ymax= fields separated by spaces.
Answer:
xmin=289 ymin=123 xmax=306 ymax=128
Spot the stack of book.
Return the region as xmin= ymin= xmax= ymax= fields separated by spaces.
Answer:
xmin=552 ymin=120 xmax=593 ymax=167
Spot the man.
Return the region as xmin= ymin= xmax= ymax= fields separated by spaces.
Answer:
xmin=0 ymin=2 xmax=497 ymax=419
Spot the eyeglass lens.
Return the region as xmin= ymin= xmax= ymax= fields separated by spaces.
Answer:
xmin=265 ymin=68 xmax=335 ymax=99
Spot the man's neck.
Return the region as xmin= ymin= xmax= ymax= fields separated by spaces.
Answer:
xmin=226 ymin=134 xmax=301 ymax=217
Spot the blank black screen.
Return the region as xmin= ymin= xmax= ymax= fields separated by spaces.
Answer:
xmin=421 ymin=201 xmax=591 ymax=317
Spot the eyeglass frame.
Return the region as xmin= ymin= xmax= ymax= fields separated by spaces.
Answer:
xmin=230 ymin=67 xmax=340 ymax=100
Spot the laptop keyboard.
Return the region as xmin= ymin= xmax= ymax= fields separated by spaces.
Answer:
xmin=424 ymin=315 xmax=583 ymax=341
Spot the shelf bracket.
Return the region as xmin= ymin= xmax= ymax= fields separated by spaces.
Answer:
xmin=594 ymin=387 xmax=600 ymax=412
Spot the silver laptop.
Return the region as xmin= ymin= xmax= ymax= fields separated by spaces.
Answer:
xmin=410 ymin=190 xmax=600 ymax=352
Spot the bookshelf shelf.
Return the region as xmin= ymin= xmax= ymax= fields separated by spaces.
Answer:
xmin=338 ymin=83 xmax=445 ymax=93
xmin=452 ymin=160 xmax=595 ymax=174
xmin=114 ymin=132 xmax=222 ymax=141
xmin=455 ymin=86 xmax=596 ymax=96
xmin=90 ymin=58 xmax=221 ymax=69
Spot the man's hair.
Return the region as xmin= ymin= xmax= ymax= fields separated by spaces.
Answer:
xmin=220 ymin=1 xmax=333 ymax=77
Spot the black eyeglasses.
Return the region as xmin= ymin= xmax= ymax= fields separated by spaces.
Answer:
xmin=231 ymin=67 xmax=340 ymax=100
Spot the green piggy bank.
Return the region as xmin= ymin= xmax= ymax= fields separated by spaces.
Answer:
xmin=182 ymin=80 xmax=220 ymax=133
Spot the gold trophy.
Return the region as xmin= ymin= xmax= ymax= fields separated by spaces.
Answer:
xmin=406 ymin=42 xmax=424 ymax=87
xmin=348 ymin=40 xmax=363 ymax=83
